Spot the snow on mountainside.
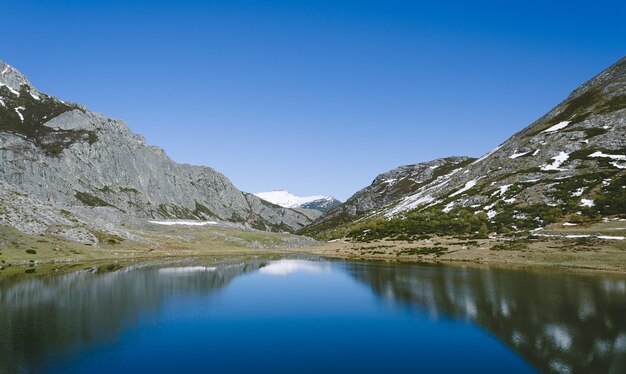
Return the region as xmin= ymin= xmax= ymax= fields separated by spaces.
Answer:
xmin=298 ymin=157 xmax=473 ymax=237
xmin=302 ymin=56 xmax=626 ymax=239
xmin=255 ymin=190 xmax=341 ymax=212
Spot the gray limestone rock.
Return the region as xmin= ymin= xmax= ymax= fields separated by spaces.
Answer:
xmin=0 ymin=61 xmax=318 ymax=240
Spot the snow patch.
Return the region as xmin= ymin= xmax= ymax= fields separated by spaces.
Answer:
xmin=492 ymin=184 xmax=512 ymax=197
xmin=30 ymin=91 xmax=40 ymax=100
xmin=509 ymin=151 xmax=530 ymax=159
xmin=580 ymin=199 xmax=595 ymax=207
xmin=149 ymin=220 xmax=218 ymax=226
xmin=571 ymin=188 xmax=585 ymax=197
xmin=14 ymin=106 xmax=25 ymax=122
xmin=542 ymin=121 xmax=571 ymax=133
xmin=450 ymin=179 xmax=478 ymax=197
xmin=389 ymin=194 xmax=434 ymax=216
xmin=442 ymin=201 xmax=455 ymax=213
xmin=589 ymin=152 xmax=626 ymax=161
xmin=540 ymin=152 xmax=570 ymax=171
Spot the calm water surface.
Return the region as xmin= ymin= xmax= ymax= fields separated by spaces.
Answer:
xmin=1 ymin=258 xmax=626 ymax=373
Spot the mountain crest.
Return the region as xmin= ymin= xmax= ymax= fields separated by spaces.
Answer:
xmin=0 ymin=61 xmax=40 ymax=99
xmin=302 ymin=56 xmax=626 ymax=239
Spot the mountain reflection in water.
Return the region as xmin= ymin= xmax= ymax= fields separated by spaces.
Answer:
xmin=345 ymin=262 xmax=626 ymax=374
xmin=0 ymin=259 xmax=625 ymax=373
xmin=0 ymin=261 xmax=265 ymax=373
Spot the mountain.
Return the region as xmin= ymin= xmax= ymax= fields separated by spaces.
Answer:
xmin=0 ymin=61 xmax=320 ymax=237
xmin=302 ymin=56 xmax=626 ymax=240
xmin=299 ymin=157 xmax=474 ymax=238
xmin=254 ymin=190 xmax=341 ymax=212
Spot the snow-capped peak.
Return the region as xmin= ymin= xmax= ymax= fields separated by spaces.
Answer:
xmin=254 ymin=190 xmax=337 ymax=209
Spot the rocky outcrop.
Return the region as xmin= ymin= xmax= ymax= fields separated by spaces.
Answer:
xmin=0 ymin=60 xmax=319 ymax=235
xmin=0 ymin=180 xmax=139 ymax=245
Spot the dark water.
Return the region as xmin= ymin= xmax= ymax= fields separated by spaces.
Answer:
xmin=1 ymin=259 xmax=626 ymax=373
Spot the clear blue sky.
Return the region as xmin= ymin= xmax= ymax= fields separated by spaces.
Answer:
xmin=3 ymin=1 xmax=625 ymax=200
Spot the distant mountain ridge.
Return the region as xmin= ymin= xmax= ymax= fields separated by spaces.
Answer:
xmin=302 ymin=56 xmax=626 ymax=240
xmin=299 ymin=157 xmax=473 ymax=237
xmin=0 ymin=60 xmax=320 ymax=243
xmin=255 ymin=190 xmax=341 ymax=212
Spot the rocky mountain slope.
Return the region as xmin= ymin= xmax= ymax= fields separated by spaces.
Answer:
xmin=303 ymin=56 xmax=626 ymax=240
xmin=299 ymin=157 xmax=474 ymax=238
xmin=0 ymin=61 xmax=319 ymax=237
xmin=254 ymin=190 xmax=341 ymax=212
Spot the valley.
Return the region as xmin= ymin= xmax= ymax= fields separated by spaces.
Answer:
xmin=1 ymin=56 xmax=626 ymax=275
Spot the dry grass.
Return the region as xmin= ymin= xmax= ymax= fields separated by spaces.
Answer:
xmin=0 ymin=224 xmax=313 ymax=271
xmin=298 ymin=220 xmax=626 ymax=273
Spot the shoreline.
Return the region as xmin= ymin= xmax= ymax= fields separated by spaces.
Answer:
xmin=295 ymin=236 xmax=626 ymax=275
xmin=2 ymin=223 xmax=626 ymax=276
xmin=2 ymin=239 xmax=626 ymax=277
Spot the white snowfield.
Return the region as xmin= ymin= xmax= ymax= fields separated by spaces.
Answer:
xmin=542 ymin=121 xmax=571 ymax=133
xmin=149 ymin=220 xmax=218 ymax=226
xmin=254 ymin=190 xmax=334 ymax=208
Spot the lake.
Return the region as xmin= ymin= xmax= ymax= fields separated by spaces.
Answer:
xmin=1 ymin=258 xmax=625 ymax=373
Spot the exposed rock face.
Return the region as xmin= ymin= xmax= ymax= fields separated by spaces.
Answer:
xmin=0 ymin=60 xmax=318 ymax=235
xmin=304 ymin=56 xmax=626 ymax=238
xmin=0 ymin=180 xmax=139 ymax=245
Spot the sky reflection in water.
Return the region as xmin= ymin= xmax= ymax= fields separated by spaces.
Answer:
xmin=1 ymin=259 xmax=625 ymax=373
